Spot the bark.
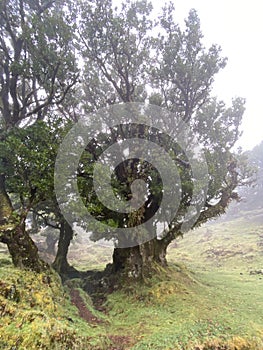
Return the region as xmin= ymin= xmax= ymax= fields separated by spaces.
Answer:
xmin=0 ymin=174 xmax=13 ymax=226
xmin=52 ymin=220 xmax=74 ymax=275
xmin=0 ymin=174 xmax=46 ymax=272
xmin=4 ymin=223 xmax=47 ymax=272
xmin=111 ymin=237 xmax=169 ymax=279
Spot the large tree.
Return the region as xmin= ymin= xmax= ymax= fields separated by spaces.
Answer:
xmin=0 ymin=0 xmax=78 ymax=271
xmin=58 ymin=0 xmax=249 ymax=279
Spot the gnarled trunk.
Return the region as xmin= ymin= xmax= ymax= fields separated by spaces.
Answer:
xmin=4 ymin=223 xmax=47 ymax=272
xmin=0 ymin=174 xmax=46 ymax=272
xmin=52 ymin=220 xmax=74 ymax=275
xmin=111 ymin=237 xmax=169 ymax=279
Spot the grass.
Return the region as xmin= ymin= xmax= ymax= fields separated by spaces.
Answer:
xmin=104 ymin=264 xmax=263 ymax=349
xmin=0 ymin=263 xmax=111 ymax=349
xmin=0 ymin=208 xmax=263 ymax=349
xmin=167 ymin=211 xmax=263 ymax=272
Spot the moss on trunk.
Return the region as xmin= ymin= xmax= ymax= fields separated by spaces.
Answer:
xmin=0 ymin=174 xmax=13 ymax=227
xmin=5 ymin=224 xmax=47 ymax=272
xmin=0 ymin=175 xmax=46 ymax=272
xmin=111 ymin=237 xmax=169 ymax=279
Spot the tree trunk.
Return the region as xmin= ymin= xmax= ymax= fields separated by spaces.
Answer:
xmin=111 ymin=237 xmax=169 ymax=279
xmin=52 ymin=220 xmax=74 ymax=275
xmin=46 ymin=234 xmax=58 ymax=256
xmin=0 ymin=174 xmax=13 ymax=226
xmin=0 ymin=174 xmax=46 ymax=272
xmin=4 ymin=223 xmax=47 ymax=272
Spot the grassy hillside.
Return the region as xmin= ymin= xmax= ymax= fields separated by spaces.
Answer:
xmin=168 ymin=208 xmax=263 ymax=272
xmin=0 ymin=262 xmax=111 ymax=349
xmin=0 ymin=208 xmax=262 ymax=349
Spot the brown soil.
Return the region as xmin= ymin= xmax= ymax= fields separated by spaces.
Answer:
xmin=70 ymin=288 xmax=103 ymax=324
xmin=70 ymin=289 xmax=137 ymax=349
xmin=108 ymin=335 xmax=135 ymax=350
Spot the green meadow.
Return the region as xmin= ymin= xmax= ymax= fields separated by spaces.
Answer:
xmin=0 ymin=208 xmax=262 ymax=349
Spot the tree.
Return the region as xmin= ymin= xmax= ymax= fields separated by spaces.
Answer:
xmin=227 ymin=141 xmax=263 ymax=215
xmin=0 ymin=0 xmax=78 ymax=271
xmin=58 ymin=0 xmax=248 ymax=279
xmin=247 ymin=141 xmax=263 ymax=208
xmin=0 ymin=118 xmax=68 ymax=270
xmin=30 ymin=196 xmax=76 ymax=275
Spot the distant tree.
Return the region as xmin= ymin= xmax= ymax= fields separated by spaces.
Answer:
xmin=235 ymin=141 xmax=263 ymax=212
xmin=249 ymin=141 xmax=263 ymax=204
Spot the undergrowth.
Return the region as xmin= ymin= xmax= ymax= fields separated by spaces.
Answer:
xmin=0 ymin=263 xmax=110 ymax=350
xmin=0 ymin=210 xmax=263 ymax=349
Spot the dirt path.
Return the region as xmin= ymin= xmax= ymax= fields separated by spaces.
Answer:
xmin=70 ymin=288 xmax=136 ymax=349
xmin=70 ymin=289 xmax=103 ymax=324
xmin=108 ymin=335 xmax=134 ymax=350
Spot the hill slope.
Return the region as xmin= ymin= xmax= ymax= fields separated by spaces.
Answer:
xmin=1 ymin=206 xmax=263 ymax=350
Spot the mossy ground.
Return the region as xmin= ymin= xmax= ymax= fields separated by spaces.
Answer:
xmin=0 ymin=209 xmax=263 ymax=349
xmin=0 ymin=263 xmax=111 ymax=349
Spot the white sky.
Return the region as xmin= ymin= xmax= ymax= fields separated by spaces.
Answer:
xmin=113 ymin=0 xmax=263 ymax=150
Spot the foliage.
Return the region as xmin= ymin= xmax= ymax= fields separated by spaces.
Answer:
xmin=0 ymin=119 xmax=66 ymax=205
xmin=78 ymin=0 xmax=153 ymax=110
xmin=219 ymin=139 xmax=263 ymax=218
xmin=242 ymin=141 xmax=263 ymax=208
xmin=0 ymin=0 xmax=79 ymax=270
xmin=0 ymin=0 xmax=78 ymax=127
xmin=74 ymin=0 xmax=248 ymax=253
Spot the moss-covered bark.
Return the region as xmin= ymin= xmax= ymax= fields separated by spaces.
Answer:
xmin=1 ymin=175 xmax=47 ymax=272
xmin=0 ymin=174 xmax=13 ymax=226
xmin=111 ymin=237 xmax=169 ymax=279
xmin=5 ymin=224 xmax=47 ymax=272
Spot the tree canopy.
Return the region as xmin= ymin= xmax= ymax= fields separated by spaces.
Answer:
xmin=54 ymin=0 xmax=249 ymax=277
xmin=0 ymin=0 xmax=252 ymax=276
xmin=0 ymin=0 xmax=78 ymax=270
